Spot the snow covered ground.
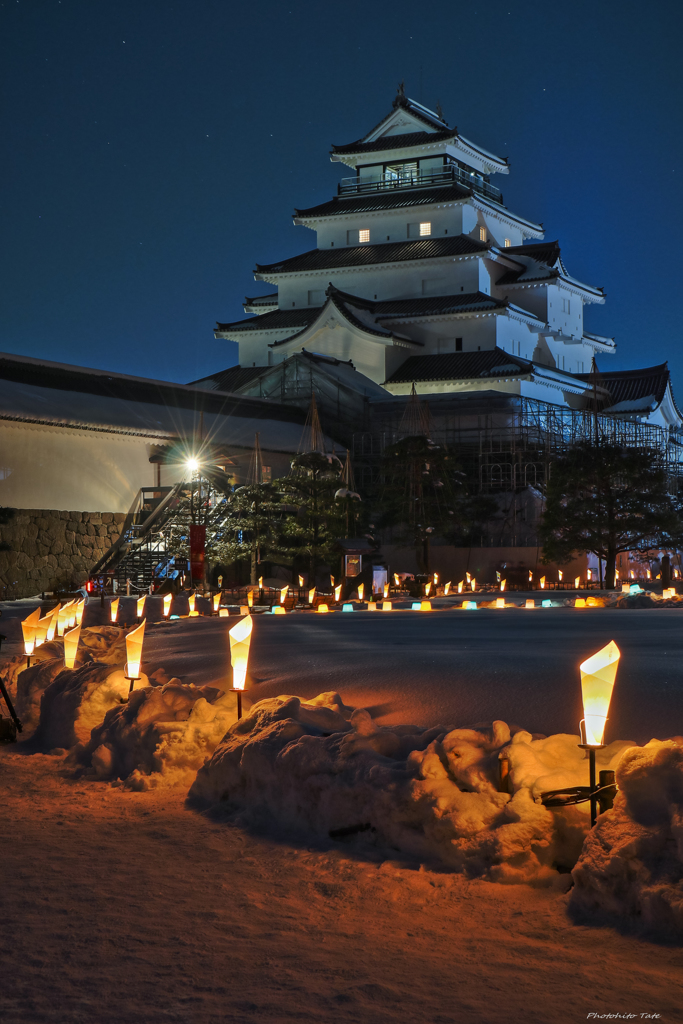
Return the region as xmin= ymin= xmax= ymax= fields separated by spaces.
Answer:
xmin=2 ymin=601 xmax=683 ymax=1021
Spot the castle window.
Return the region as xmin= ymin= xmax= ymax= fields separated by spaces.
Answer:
xmin=562 ymin=297 xmax=571 ymax=313
xmin=479 ymin=226 xmax=487 ymax=242
xmin=359 ymin=228 xmax=370 ymax=244
xmin=455 ymin=338 xmax=463 ymax=352
xmin=504 ymin=238 xmax=511 ymax=247
xmin=419 ymin=222 xmax=431 ymax=237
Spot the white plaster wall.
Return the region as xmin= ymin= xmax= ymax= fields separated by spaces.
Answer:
xmin=270 ymin=324 xmax=390 ymax=384
xmin=0 ymin=421 xmax=158 ymax=512
xmin=547 ymin=284 xmax=583 ymax=338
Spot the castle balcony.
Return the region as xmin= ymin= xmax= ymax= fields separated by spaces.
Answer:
xmin=338 ymin=163 xmax=503 ymax=204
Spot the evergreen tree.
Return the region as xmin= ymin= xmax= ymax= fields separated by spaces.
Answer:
xmin=539 ymin=441 xmax=683 ymax=588
xmin=277 ymin=450 xmax=347 ymax=580
xmin=212 ymin=482 xmax=282 ymax=583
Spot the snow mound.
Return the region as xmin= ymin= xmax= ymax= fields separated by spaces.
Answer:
xmin=15 ymin=657 xmax=70 ymax=735
xmin=35 ymin=664 xmax=139 ymax=751
xmin=188 ymin=693 xmax=624 ymax=883
xmin=77 ymin=680 xmax=236 ymax=789
xmin=570 ymin=738 xmax=683 ymax=937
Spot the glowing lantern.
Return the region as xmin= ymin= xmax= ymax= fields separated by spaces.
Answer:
xmin=47 ymin=605 xmax=59 ymax=642
xmin=218 ymin=575 xmax=223 ymax=589
xmin=56 ymin=602 xmax=70 ymax=637
xmin=622 ymin=583 xmax=630 ymax=593
xmin=383 ymin=582 xmax=389 ymax=598
xmin=331 ymin=575 xmax=335 ymax=587
xmin=298 ymin=575 xmax=304 ymax=587
xmin=500 ymin=579 xmax=506 ymax=592
xmin=213 ymin=592 xmax=221 ymax=613
xmin=470 ymin=578 xmax=476 ymax=592
xmin=317 ymin=604 xmax=329 ymax=613
xmin=457 ymin=581 xmax=464 ymax=594
xmin=163 ymin=593 xmax=172 ymax=617
xmin=258 ymin=576 xmax=263 ymax=588
xmin=675 ymin=569 xmax=680 ymax=579
xmin=34 ymin=613 xmax=51 ymax=647
xmin=188 ymin=593 xmax=196 ymax=613
xmin=411 ymin=602 xmax=421 ymax=610
xmin=342 ymin=603 xmax=354 ymax=612
xmin=357 ymin=583 xmax=364 ymax=601
xmin=420 ymin=600 xmax=431 ymax=611
xmin=137 ymin=596 xmax=146 ymax=619
xmin=219 ymin=608 xmax=231 ymax=618
xmin=271 ymin=605 xmax=285 ymax=615
xmin=280 ymin=586 xmax=288 ymax=604
xmin=110 ymin=598 xmax=120 ymax=623
xmin=239 ymin=605 xmax=249 ymax=615
xmin=558 ymin=570 xmax=563 ymax=582
xmin=334 ymin=584 xmax=342 ymax=602
xmin=382 ymin=601 xmax=392 ymax=611
xmin=462 ymin=601 xmax=476 ymax=610
xmin=247 ymin=590 xmax=254 ymax=608
xmin=574 ymin=577 xmax=580 ymax=589
xmin=540 ymin=576 xmax=546 ymax=590
xmin=646 ymin=569 xmax=651 ymax=580
xmin=308 ymin=587 xmax=316 ymax=604
xmin=496 ymin=598 xmax=505 ymax=609
xmin=125 ymin=620 xmax=146 ymax=689
xmin=21 ymin=607 xmax=41 ymax=659
xmin=424 ymin=582 xmax=431 ymax=597
xmin=466 ymin=572 xmax=471 ymax=583
xmin=67 ymin=601 xmax=77 ymax=628
xmin=444 ymin=582 xmax=451 ymax=595
xmin=525 ymin=599 xmax=535 ymax=609
xmin=579 ymin=641 xmax=620 ymax=747
xmin=542 ymin=600 xmax=552 ymax=608
xmin=393 ymin=573 xmax=400 ymax=587
xmin=528 ymin=570 xmax=533 ymax=583
xmin=434 ymin=574 xmax=439 ymax=586
xmin=63 ymin=623 xmax=81 ymax=669
xmin=575 ymin=598 xmax=586 ymax=608
xmin=75 ymin=599 xmax=85 ymax=625
xmin=229 ymin=615 xmax=253 ymax=692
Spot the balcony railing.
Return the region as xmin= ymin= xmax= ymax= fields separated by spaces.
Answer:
xmin=338 ymin=164 xmax=503 ymax=204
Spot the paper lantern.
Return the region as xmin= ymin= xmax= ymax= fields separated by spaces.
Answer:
xmin=75 ymin=599 xmax=85 ymax=625
xmin=47 ymin=604 xmax=59 ymax=642
xmin=219 ymin=608 xmax=231 ymax=618
xmin=382 ymin=601 xmax=392 ymax=611
xmin=357 ymin=583 xmax=364 ymax=601
xmin=586 ymin=597 xmax=598 ymax=607
xmin=334 ymin=584 xmax=342 ymax=602
xmin=646 ymin=569 xmax=651 ymax=580
xmin=424 ymin=582 xmax=431 ymax=597
xmin=622 ymin=583 xmax=630 ymax=593
xmin=383 ymin=582 xmax=389 ymax=598
xmin=580 ymin=641 xmax=620 ymax=747
xmin=258 ymin=576 xmax=263 ymax=588
xmin=574 ymin=577 xmax=580 ymax=588
xmin=21 ymin=606 xmax=41 ymax=656
xmin=317 ymin=604 xmax=329 ymax=613
xmin=163 ymin=593 xmax=172 ymax=617
xmin=298 ymin=575 xmax=304 ymax=587
xmin=239 ymin=605 xmax=249 ymax=615
xmin=330 ymin=575 xmax=335 ymax=587
xmin=470 ymin=579 xmax=476 ymax=592
xmin=110 ymin=598 xmax=120 ymax=623
xmin=393 ymin=573 xmax=400 ymax=587
xmin=55 ymin=602 xmax=69 ymax=637
xmin=462 ymin=601 xmax=476 ymax=610
xmin=528 ymin=570 xmax=533 ymax=583
xmin=271 ymin=605 xmax=285 ymax=615
xmin=188 ymin=593 xmax=196 ymax=613
xmin=135 ymin=596 xmax=145 ymax=619
xmin=229 ymin=615 xmax=253 ymax=691
xmin=125 ymin=620 xmax=146 ymax=683
xmin=342 ymin=603 xmax=354 ymax=612
xmin=280 ymin=586 xmax=288 ymax=604
xmin=542 ymin=600 xmax=552 ymax=608
xmin=34 ymin=613 xmax=51 ymax=647
xmin=540 ymin=576 xmax=546 ymax=590
xmin=466 ymin=572 xmax=471 ymax=583
xmin=411 ymin=602 xmax=421 ymax=610
xmin=558 ymin=571 xmax=563 ymax=582
xmin=247 ymin=590 xmax=254 ymax=608
xmin=500 ymin=579 xmax=506 ymax=592
xmin=525 ymin=599 xmax=535 ymax=609
xmin=308 ymin=587 xmax=316 ymax=604
xmin=213 ymin=593 xmax=221 ymax=613
xmin=587 ymin=569 xmax=593 ymax=581
xmin=575 ymin=598 xmax=586 ymax=608
xmin=67 ymin=601 xmax=77 ymax=628
xmin=63 ymin=623 xmax=81 ymax=669
xmin=495 ymin=598 xmax=505 ymax=609
xmin=444 ymin=582 xmax=451 ymax=595
xmin=420 ymin=600 xmax=431 ymax=611
xmin=457 ymin=581 xmax=463 ymax=594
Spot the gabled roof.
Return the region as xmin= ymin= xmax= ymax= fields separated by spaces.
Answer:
xmin=331 ymin=129 xmax=458 ymax=157
xmin=575 ymin=364 xmax=673 ymax=411
xmin=384 ymin=349 xmax=533 ymax=385
xmin=255 ymin=234 xmax=489 ymax=277
xmin=294 ymin=183 xmax=472 ymax=220
xmin=215 ymin=306 xmax=322 ymax=334
xmin=495 ymin=240 xmax=604 ymax=298
xmin=268 ymin=290 xmax=414 ymax=350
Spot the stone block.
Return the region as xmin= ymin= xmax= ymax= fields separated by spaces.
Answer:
xmin=65 ymin=531 xmax=75 ymax=545
xmin=101 ymin=512 xmax=113 ymax=524
xmin=57 ymin=555 xmax=71 ymax=569
xmin=59 ymin=510 xmax=71 ymax=520
xmin=86 ymin=524 xmax=96 ymax=537
xmin=77 ymin=522 xmax=87 ymax=535
xmin=51 ymin=542 xmax=64 ymax=556
xmin=97 ymin=525 xmax=108 ymax=538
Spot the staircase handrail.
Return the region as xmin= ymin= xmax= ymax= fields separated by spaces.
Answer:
xmin=89 ymin=480 xmax=187 ymax=577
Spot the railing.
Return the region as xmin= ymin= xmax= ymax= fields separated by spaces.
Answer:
xmin=338 ymin=164 xmax=503 ymax=204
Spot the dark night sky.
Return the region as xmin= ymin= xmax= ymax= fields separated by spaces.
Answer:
xmin=1 ymin=0 xmax=681 ymax=392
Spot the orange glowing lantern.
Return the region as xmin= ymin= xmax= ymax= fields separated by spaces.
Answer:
xmin=470 ymin=578 xmax=476 ymax=592
xmin=47 ymin=604 xmax=59 ymax=642
xmin=56 ymin=601 xmax=71 ymax=638
xmin=110 ymin=597 xmax=120 ymax=623
xmin=213 ymin=592 xmax=221 ymax=613
xmin=188 ymin=593 xmax=196 ymax=613
xmin=317 ymin=603 xmax=329 ymax=613
xmin=334 ymin=584 xmax=342 ymax=602
xmin=163 ymin=593 xmax=172 ymax=617
xmin=420 ymin=600 xmax=432 ymax=611
xmin=383 ymin=582 xmax=389 ymax=598
xmin=308 ymin=587 xmax=316 ymax=604
xmin=525 ymin=599 xmax=535 ymax=609
xmin=575 ymin=598 xmax=587 ymax=608
xmin=528 ymin=570 xmax=533 ymax=583
xmin=280 ymin=586 xmax=288 ymax=604
xmin=496 ymin=598 xmax=505 ymax=609
xmin=298 ymin=575 xmax=304 ymax=587
xmin=137 ymin=595 xmax=146 ymax=619
xmin=466 ymin=572 xmax=471 ymax=583
xmin=63 ymin=623 xmax=81 ymax=670
xmin=457 ymin=581 xmax=463 ymax=594
xmin=357 ymin=583 xmax=364 ymax=601
xmin=125 ymin=619 xmax=146 ymax=691
xmin=558 ymin=570 xmax=563 ymax=582
xmin=574 ymin=576 xmax=580 ymax=589
xmin=382 ymin=600 xmax=392 ymax=611
xmin=500 ymin=579 xmax=506 ymax=592
xmin=579 ymin=641 xmax=620 ymax=747
xmin=424 ymin=582 xmax=431 ymax=597
xmin=34 ymin=613 xmax=51 ymax=648
xmin=21 ymin=606 xmax=41 ymax=660
xmin=393 ymin=573 xmax=400 ymax=587
xmin=247 ymin=590 xmax=254 ymax=608
xmin=229 ymin=615 xmax=253 ymax=691
xmin=444 ymin=582 xmax=451 ymax=595
xmin=540 ymin=576 xmax=546 ymax=590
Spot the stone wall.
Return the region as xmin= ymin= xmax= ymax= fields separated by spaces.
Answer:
xmin=0 ymin=509 xmax=125 ymax=599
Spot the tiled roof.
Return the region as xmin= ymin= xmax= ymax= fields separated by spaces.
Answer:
xmin=373 ymin=291 xmax=506 ymax=319
xmin=243 ymin=292 xmax=278 ymax=308
xmin=384 ymin=348 xmax=532 ymax=385
xmin=215 ymin=307 xmax=322 ymax=333
xmin=496 ymin=266 xmax=558 ymax=286
xmin=503 ymin=241 xmax=561 ymax=266
xmin=255 ymin=235 xmax=489 ymax=276
xmin=575 ymin=364 xmax=671 ymax=409
xmin=187 ymin=366 xmax=269 ymax=392
xmin=294 ymin=183 xmax=472 ymax=219
xmin=330 ymin=129 xmax=458 ymax=156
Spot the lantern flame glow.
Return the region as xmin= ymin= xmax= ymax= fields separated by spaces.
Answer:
xmin=357 ymin=583 xmax=364 ymax=601
xmin=188 ymin=593 xmax=196 ymax=613
xmin=137 ymin=596 xmax=146 ymax=619
xmin=280 ymin=586 xmax=288 ymax=604
xmin=444 ymin=582 xmax=451 ymax=595
xmin=125 ymin=619 xmax=146 ymax=682
xmin=163 ymin=593 xmax=172 ymax=617
xmin=308 ymin=587 xmax=316 ymax=604
xmin=334 ymin=584 xmax=342 ymax=602
xmin=579 ymin=641 xmax=620 ymax=747
xmin=213 ymin=592 xmax=221 ymax=612
xmin=63 ymin=623 xmax=81 ymax=669
xmin=229 ymin=615 xmax=253 ymax=690
xmin=500 ymin=579 xmax=506 ymax=592
xmin=21 ymin=606 xmax=41 ymax=656
xmin=110 ymin=598 xmax=119 ymax=623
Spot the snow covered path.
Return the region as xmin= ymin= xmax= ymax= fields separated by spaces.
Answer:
xmin=2 ymin=750 xmax=682 ymax=1024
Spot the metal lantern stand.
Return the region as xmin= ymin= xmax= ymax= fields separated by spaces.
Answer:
xmin=541 ymin=744 xmax=617 ymax=827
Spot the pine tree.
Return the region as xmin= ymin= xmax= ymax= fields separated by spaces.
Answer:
xmin=276 ymin=450 xmax=347 ymax=580
xmin=212 ymin=482 xmax=282 ymax=583
xmin=539 ymin=441 xmax=683 ymax=588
